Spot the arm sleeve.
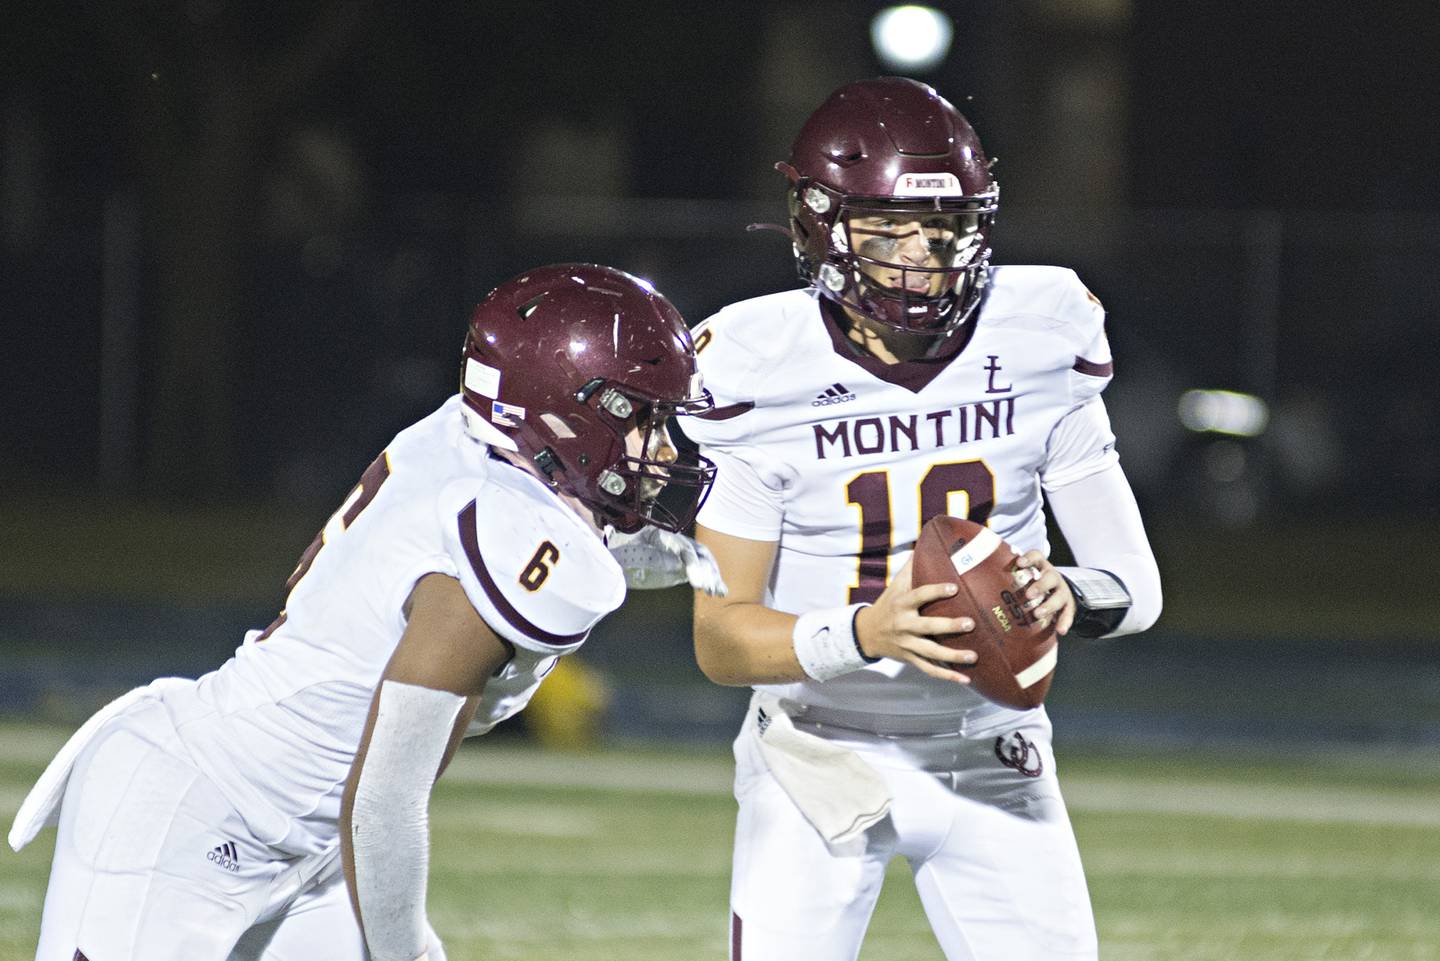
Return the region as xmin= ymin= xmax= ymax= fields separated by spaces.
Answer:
xmin=350 ymin=681 xmax=465 ymax=961
xmin=1045 ymin=461 xmax=1162 ymax=636
xmin=695 ymin=445 xmax=786 ymax=541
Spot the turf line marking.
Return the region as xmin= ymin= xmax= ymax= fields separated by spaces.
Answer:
xmin=5 ymin=726 xmax=1437 ymax=828
xmin=1063 ymin=776 xmax=1440 ymax=827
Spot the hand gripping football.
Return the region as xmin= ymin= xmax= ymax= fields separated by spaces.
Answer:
xmin=911 ymin=516 xmax=1059 ymax=710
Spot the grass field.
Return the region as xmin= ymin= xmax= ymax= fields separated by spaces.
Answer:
xmin=2 ymin=723 xmax=1438 ymax=960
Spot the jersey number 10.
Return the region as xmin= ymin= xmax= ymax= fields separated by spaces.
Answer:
xmin=846 ymin=459 xmax=994 ymax=604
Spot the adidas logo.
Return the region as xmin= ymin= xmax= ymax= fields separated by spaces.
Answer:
xmin=207 ymin=841 xmax=240 ymax=873
xmin=811 ymin=383 xmax=857 ymax=407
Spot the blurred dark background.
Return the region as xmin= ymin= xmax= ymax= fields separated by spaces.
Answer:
xmin=3 ymin=1 xmax=1439 ymax=749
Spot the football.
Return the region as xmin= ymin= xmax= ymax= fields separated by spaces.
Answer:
xmin=911 ymin=515 xmax=1059 ymax=710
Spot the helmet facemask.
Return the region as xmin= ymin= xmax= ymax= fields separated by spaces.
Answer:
xmin=790 ymin=180 xmax=999 ymax=338
xmin=562 ymin=379 xmax=716 ymax=534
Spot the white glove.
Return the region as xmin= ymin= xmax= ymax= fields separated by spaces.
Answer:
xmin=607 ymin=527 xmax=728 ymax=596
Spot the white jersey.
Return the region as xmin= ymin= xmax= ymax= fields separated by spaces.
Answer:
xmin=687 ymin=266 xmax=1118 ymax=728
xmin=161 ymin=395 xmax=625 ymax=855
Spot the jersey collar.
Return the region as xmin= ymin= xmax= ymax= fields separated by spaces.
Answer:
xmin=817 ymin=297 xmax=975 ymax=393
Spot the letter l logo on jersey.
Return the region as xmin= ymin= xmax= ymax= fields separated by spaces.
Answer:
xmin=985 ymin=355 xmax=1011 ymax=394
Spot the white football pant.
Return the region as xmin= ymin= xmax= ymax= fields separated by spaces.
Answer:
xmin=728 ymin=711 xmax=1098 ymax=961
xmin=33 ymin=697 xmax=366 ymax=961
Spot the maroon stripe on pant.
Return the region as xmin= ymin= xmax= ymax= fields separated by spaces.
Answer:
xmin=731 ymin=911 xmax=742 ymax=960
xmin=74 ymin=952 xmax=91 ymax=961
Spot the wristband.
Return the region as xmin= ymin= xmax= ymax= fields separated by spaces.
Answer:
xmin=792 ymin=603 xmax=875 ymax=681
xmin=1057 ymin=567 xmax=1131 ymax=638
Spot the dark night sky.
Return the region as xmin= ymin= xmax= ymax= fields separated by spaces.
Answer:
xmin=4 ymin=2 xmax=770 ymax=199
xmin=8 ymin=2 xmax=1440 ymax=209
xmin=1130 ymin=0 xmax=1440 ymax=210
xmin=4 ymin=1 xmax=1439 ymax=513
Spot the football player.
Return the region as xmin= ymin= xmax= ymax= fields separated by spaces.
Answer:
xmin=686 ymin=78 xmax=1163 ymax=960
xmin=10 ymin=264 xmax=720 ymax=961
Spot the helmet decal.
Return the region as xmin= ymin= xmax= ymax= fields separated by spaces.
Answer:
xmin=892 ymin=172 xmax=963 ymax=196
xmin=540 ymin=413 xmax=576 ymax=439
xmin=490 ymin=401 xmax=525 ymax=427
xmin=464 ymin=357 xmax=502 ymax=399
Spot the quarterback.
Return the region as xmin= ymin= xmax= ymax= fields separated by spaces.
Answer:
xmin=10 ymin=264 xmax=721 ymax=961
xmin=687 ymin=79 xmax=1162 ymax=960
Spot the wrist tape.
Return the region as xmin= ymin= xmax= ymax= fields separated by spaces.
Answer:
xmin=792 ymin=604 xmax=875 ymax=681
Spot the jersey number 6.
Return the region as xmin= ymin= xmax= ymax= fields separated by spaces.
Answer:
xmin=519 ymin=541 xmax=561 ymax=592
xmin=846 ymin=459 xmax=995 ymax=604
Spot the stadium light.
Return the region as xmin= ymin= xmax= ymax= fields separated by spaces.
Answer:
xmin=1177 ymin=389 xmax=1270 ymax=437
xmin=870 ymin=5 xmax=953 ymax=73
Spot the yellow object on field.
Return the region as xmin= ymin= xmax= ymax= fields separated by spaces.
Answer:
xmin=525 ymin=657 xmax=611 ymax=750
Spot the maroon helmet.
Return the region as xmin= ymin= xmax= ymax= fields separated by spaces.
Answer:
xmin=460 ymin=264 xmax=716 ymax=534
xmin=779 ymin=77 xmax=999 ymax=337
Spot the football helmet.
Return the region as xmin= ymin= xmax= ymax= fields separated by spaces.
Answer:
xmin=779 ymin=77 xmax=999 ymax=337
xmin=460 ymin=264 xmax=716 ymax=534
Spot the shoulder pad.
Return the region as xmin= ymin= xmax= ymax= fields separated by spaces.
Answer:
xmin=441 ymin=472 xmax=625 ymax=655
xmin=1056 ymin=270 xmax=1113 ymax=401
xmin=984 ymin=266 xmax=1112 ymax=400
xmin=984 ymin=267 xmax=1099 ymax=333
xmin=687 ymin=291 xmax=817 ymax=445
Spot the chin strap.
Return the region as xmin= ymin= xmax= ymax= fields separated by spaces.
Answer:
xmin=746 ymin=221 xmax=797 ymax=242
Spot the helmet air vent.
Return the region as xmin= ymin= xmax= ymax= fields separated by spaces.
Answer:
xmin=826 ymin=137 xmax=865 ymax=167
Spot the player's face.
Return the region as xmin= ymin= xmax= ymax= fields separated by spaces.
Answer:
xmin=626 ymin=417 xmax=678 ymax=503
xmin=847 ymin=211 xmax=980 ymax=296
